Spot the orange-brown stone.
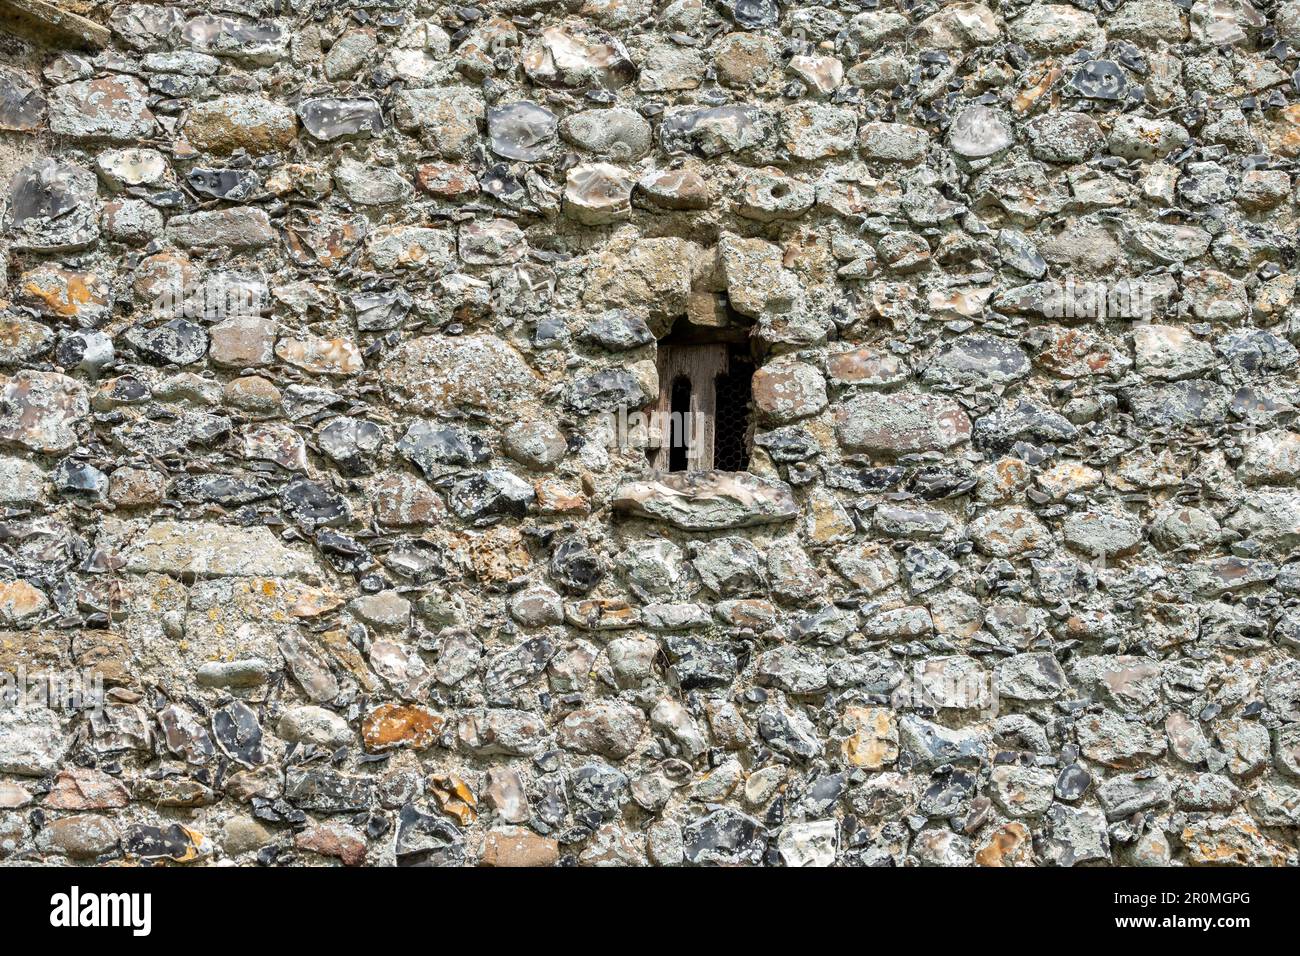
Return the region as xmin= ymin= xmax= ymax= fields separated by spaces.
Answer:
xmin=295 ymin=822 xmax=367 ymax=866
xmin=43 ymin=768 xmax=130 ymax=810
xmin=429 ymin=773 xmax=477 ymax=825
xmin=975 ymin=822 xmax=1034 ymax=866
xmin=480 ymin=827 xmax=559 ymax=867
xmin=361 ymin=703 xmax=443 ymax=752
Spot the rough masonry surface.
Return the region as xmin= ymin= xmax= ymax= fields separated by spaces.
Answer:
xmin=0 ymin=0 xmax=1299 ymax=867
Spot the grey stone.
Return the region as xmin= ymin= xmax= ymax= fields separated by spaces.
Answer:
xmin=560 ymin=108 xmax=651 ymax=160
xmin=948 ymin=106 xmax=1014 ymax=158
xmin=0 ymin=707 xmax=68 ymax=776
xmin=613 ymin=472 xmax=798 ymax=530
xmin=49 ymin=75 xmax=154 ymax=140
xmin=167 ymin=208 xmax=275 ymax=249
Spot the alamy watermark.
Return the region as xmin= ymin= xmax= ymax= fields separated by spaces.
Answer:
xmin=151 ymin=274 xmax=267 ymax=322
xmin=598 ymin=404 xmax=711 ymax=462
xmin=50 ymin=886 xmax=151 ymax=936
xmin=1 ymin=666 xmax=106 ymax=716
xmin=1042 ymin=278 xmax=1156 ymax=322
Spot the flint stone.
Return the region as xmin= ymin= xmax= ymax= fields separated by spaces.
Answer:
xmin=0 ymin=67 xmax=45 ymax=132
xmin=123 ymin=521 xmax=324 ymax=581
xmin=780 ymin=102 xmax=857 ymax=160
xmin=659 ymin=105 xmax=775 ymax=157
xmin=1043 ymin=805 xmax=1110 ymax=866
xmin=565 ymin=163 xmax=636 ymax=225
xmin=995 ymin=653 xmax=1070 ymax=701
xmin=457 ymin=709 xmax=546 ymax=755
xmin=560 ymin=107 xmax=651 ymax=160
xmin=1009 ymin=5 xmax=1100 ymax=51
xmin=751 ymin=360 xmax=827 ymax=423
xmin=6 ymin=159 xmax=100 ymax=252
xmin=298 ymin=97 xmax=384 ymax=141
xmin=183 ymin=15 xmax=286 ymax=64
xmin=334 ymin=159 xmax=412 ymax=206
xmin=37 ymin=815 xmax=120 ymax=859
xmin=1109 ymin=115 xmax=1190 ymax=160
xmin=858 ymin=122 xmax=930 ymax=163
xmin=523 ymin=25 xmax=636 ymax=89
xmin=285 ymin=768 xmax=374 ymax=813
xmin=1125 ymin=381 xmax=1228 ymax=430
xmin=557 ymin=700 xmax=647 ymax=759
xmin=124 ymin=319 xmax=208 ymax=366
xmin=683 ymin=808 xmax=766 ymax=865
xmin=166 ymin=208 xmax=275 ymax=249
xmin=1025 ymin=112 xmax=1104 ymax=163
xmin=777 ymin=820 xmax=837 ymax=867
xmin=614 ymin=472 xmax=798 ymax=530
xmin=382 ymin=335 xmax=540 ymax=418
xmin=925 ymin=335 xmax=1030 ymax=388
xmin=49 ymin=75 xmax=154 ymax=140
xmin=948 ymin=106 xmax=1014 ymax=158
xmin=1063 ymin=509 xmax=1144 ymax=558
xmin=17 ymin=265 xmax=112 ymax=324
xmin=0 ymin=457 xmax=45 ymax=505
xmin=0 ymin=371 xmax=87 ymax=453
xmin=488 ymin=101 xmax=558 ymax=162
xmin=1110 ymin=0 xmax=1190 ymax=41
xmin=0 ymin=706 xmax=68 ymax=775
xmin=1077 ymin=711 xmax=1166 ymax=768
xmin=1068 ymin=60 xmax=1129 ymax=100
xmin=899 ymin=715 xmax=989 ymax=768
xmin=915 ymin=3 xmax=1003 ymax=49
xmin=395 ymin=87 xmax=484 ymax=157
xmin=836 ymin=392 xmax=972 ymax=455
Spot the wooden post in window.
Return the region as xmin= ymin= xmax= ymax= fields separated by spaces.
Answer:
xmin=652 ymin=343 xmax=728 ymax=472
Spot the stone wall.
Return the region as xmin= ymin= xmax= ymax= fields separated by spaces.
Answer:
xmin=1 ymin=0 xmax=1299 ymax=867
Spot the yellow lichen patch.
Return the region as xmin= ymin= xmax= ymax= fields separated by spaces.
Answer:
xmin=21 ymin=268 xmax=109 ymax=319
xmin=1181 ymin=816 xmax=1289 ymax=867
xmin=233 ymin=579 xmax=342 ymax=620
xmin=444 ymin=526 xmax=532 ymax=586
xmin=1264 ymin=104 xmax=1300 ymax=157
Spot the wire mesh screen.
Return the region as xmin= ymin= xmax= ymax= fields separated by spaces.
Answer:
xmin=713 ymin=351 xmax=753 ymax=472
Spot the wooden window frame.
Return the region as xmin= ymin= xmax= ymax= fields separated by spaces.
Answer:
xmin=651 ymin=341 xmax=728 ymax=472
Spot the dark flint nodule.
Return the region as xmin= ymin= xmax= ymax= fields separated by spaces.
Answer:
xmin=212 ymin=701 xmax=266 ymax=768
xmin=8 ymin=158 xmax=87 ymax=225
xmin=123 ymin=318 xmax=209 ymax=366
xmin=188 ymin=167 xmax=262 ymax=201
xmin=1068 ymin=60 xmax=1127 ymax=100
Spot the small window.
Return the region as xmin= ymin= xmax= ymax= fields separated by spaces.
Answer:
xmin=651 ymin=333 xmax=754 ymax=473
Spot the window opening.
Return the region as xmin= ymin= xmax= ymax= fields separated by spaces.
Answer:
xmin=668 ymin=375 xmax=693 ymax=472
xmin=651 ymin=315 xmax=755 ymax=472
xmin=714 ymin=353 xmax=754 ymax=471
